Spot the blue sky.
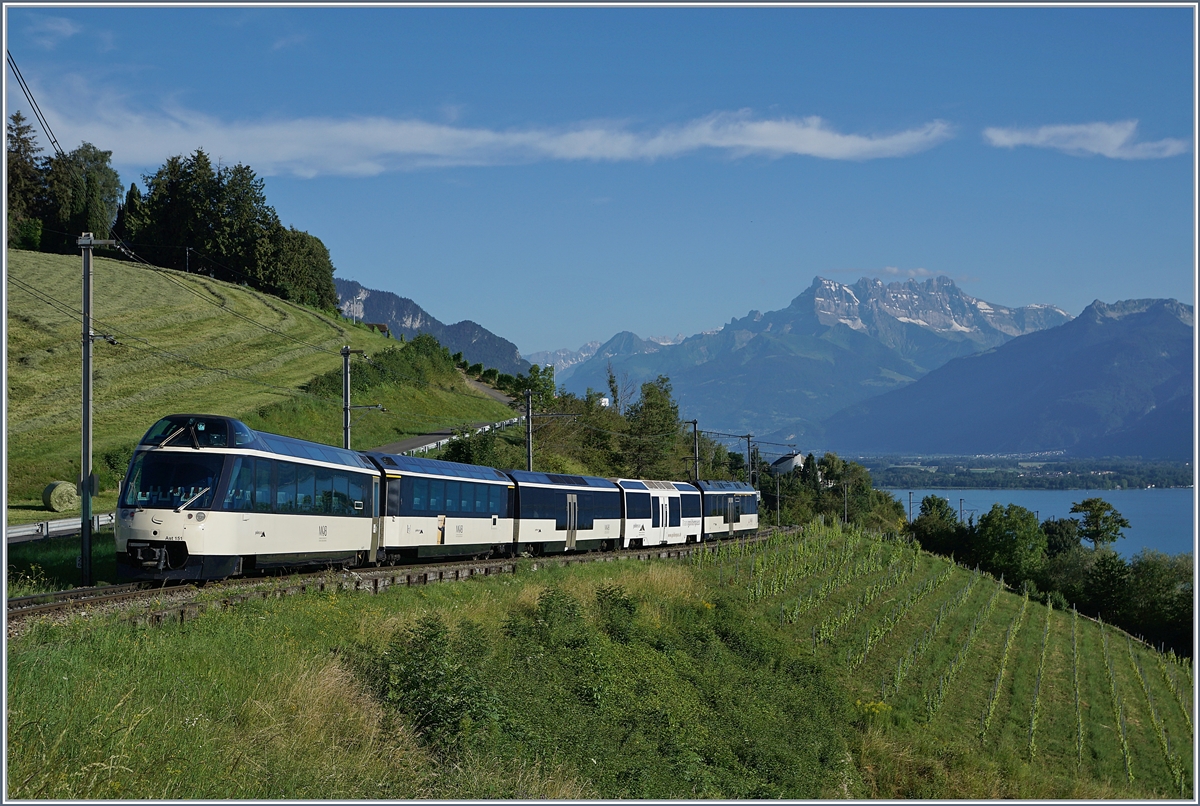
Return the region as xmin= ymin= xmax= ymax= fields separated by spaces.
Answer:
xmin=5 ymin=5 xmax=1195 ymax=354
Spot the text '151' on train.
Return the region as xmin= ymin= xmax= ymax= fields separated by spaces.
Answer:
xmin=116 ymin=414 xmax=760 ymax=582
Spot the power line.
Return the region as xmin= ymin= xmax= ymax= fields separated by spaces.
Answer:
xmin=6 ymin=49 xmax=63 ymax=157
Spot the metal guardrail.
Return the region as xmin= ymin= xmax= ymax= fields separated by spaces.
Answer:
xmin=6 ymin=512 xmax=115 ymax=544
xmin=405 ymin=416 xmax=523 ymax=455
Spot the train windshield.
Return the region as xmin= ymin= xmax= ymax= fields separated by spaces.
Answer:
xmin=140 ymin=416 xmax=230 ymax=448
xmin=121 ymin=451 xmax=225 ymax=510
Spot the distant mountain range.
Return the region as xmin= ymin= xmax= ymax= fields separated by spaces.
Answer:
xmin=561 ymin=276 xmax=1073 ymax=441
xmin=820 ymin=298 xmax=1194 ymax=460
xmin=335 ymin=278 xmax=530 ymax=375
xmin=524 ymin=341 xmax=602 ymax=377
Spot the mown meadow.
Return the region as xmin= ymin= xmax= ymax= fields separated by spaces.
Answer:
xmin=6 ymin=248 xmax=514 ymax=523
xmin=7 ymin=523 xmax=1192 ymax=799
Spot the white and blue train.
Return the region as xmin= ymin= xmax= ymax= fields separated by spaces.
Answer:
xmin=116 ymin=414 xmax=759 ymax=582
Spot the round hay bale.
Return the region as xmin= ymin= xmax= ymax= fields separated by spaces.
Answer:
xmin=42 ymin=480 xmax=79 ymax=512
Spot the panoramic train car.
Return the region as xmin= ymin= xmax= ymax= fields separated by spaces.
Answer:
xmin=116 ymin=414 xmax=379 ymax=580
xmin=507 ymin=471 xmax=623 ymax=554
xmin=612 ymin=479 xmax=697 ymax=547
xmin=696 ymin=479 xmax=759 ymax=539
xmin=363 ymin=452 xmax=515 ymax=559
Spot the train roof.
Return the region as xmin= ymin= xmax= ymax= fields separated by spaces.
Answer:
xmin=696 ymin=480 xmax=756 ymax=493
xmin=612 ymin=478 xmax=697 ymax=493
xmin=363 ymin=452 xmax=511 ymax=482
xmin=506 ymin=470 xmax=618 ymax=489
xmin=137 ymin=414 xmax=376 ymax=471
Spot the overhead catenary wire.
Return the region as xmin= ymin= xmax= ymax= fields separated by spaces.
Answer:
xmin=6 ymin=49 xmax=63 ymax=157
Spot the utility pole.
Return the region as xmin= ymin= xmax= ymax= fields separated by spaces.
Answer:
xmin=775 ymin=474 xmax=780 ymax=528
xmin=908 ymin=491 xmax=913 ymax=523
xmin=691 ymin=420 xmax=699 ymax=483
xmin=341 ymin=346 xmax=364 ymax=449
xmin=525 ymin=389 xmax=533 ymax=472
xmin=843 ymin=482 xmax=848 ymax=524
xmin=744 ymin=434 xmax=753 ymax=487
xmin=960 ymin=498 xmax=964 ymax=524
xmin=78 ymin=233 xmax=115 ymax=586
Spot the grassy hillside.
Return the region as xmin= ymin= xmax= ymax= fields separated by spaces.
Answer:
xmin=6 ymin=249 xmax=514 ymax=513
xmin=7 ymin=525 xmax=1192 ymax=798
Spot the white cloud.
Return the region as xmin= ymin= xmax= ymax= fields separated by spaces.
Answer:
xmin=982 ymin=120 xmax=1188 ymax=159
xmin=39 ymin=93 xmax=954 ymax=177
xmin=880 ymin=266 xmax=935 ymax=278
xmin=24 ymin=16 xmax=82 ymax=49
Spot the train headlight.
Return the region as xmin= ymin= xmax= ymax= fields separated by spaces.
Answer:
xmin=195 ymin=512 xmax=206 ymax=522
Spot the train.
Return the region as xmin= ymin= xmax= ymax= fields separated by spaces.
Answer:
xmin=115 ymin=414 xmax=759 ymax=581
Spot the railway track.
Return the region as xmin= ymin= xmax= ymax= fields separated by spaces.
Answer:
xmin=7 ymin=530 xmax=784 ymax=632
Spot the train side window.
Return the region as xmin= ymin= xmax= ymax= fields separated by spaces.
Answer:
xmin=444 ymin=480 xmax=459 ymax=513
xmin=491 ymin=485 xmax=506 ymax=517
xmin=315 ymin=467 xmax=334 ymax=514
xmin=626 ymin=492 xmax=651 ymax=520
xmin=681 ymin=494 xmax=700 ymax=519
xmin=428 ymin=479 xmax=444 ymax=512
xmin=669 ymin=496 xmax=681 ymax=527
xmin=222 ymin=457 xmax=254 ymax=511
xmin=348 ymin=474 xmax=365 ymax=515
xmin=578 ymin=492 xmax=594 ymax=529
xmin=651 ymin=497 xmax=661 ymax=528
xmin=333 ymin=472 xmax=351 ymax=515
xmin=253 ymin=458 xmax=273 ymax=512
xmin=276 ymin=462 xmax=296 ymax=512
xmin=461 ymin=482 xmax=474 ymax=515
xmin=474 ymin=484 xmax=489 ymax=514
xmin=387 ymin=478 xmax=403 ymax=516
xmin=296 ymin=465 xmax=316 ymax=513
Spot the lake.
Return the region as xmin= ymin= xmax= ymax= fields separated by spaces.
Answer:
xmin=883 ymin=487 xmax=1196 ymax=559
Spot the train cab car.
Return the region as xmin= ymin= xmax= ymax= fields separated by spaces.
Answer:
xmin=696 ymin=480 xmax=759 ymax=539
xmin=507 ymin=471 xmax=622 ymax=554
xmin=362 ymin=453 xmax=515 ymax=559
xmin=116 ymin=414 xmax=379 ymax=580
xmin=613 ymin=479 xmax=695 ymax=547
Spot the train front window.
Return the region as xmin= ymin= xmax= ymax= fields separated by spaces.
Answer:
xmin=139 ymin=416 xmax=229 ymax=448
xmin=122 ymin=451 xmax=224 ymax=509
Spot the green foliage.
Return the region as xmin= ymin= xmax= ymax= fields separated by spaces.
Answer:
xmin=380 ymin=614 xmax=499 ymax=750
xmin=442 ymin=427 xmax=500 ymax=468
xmin=1042 ymin=516 xmax=1081 ymax=557
xmin=976 ymin=504 xmax=1047 ymax=584
xmin=7 ymin=112 xmax=43 ymax=241
xmin=1070 ymin=497 xmax=1131 ymax=549
xmin=620 ymin=375 xmax=681 ymax=478
xmin=38 ymin=142 xmax=122 ymax=252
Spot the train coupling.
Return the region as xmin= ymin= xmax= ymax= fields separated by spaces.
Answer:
xmin=126 ymin=541 xmax=187 ymax=570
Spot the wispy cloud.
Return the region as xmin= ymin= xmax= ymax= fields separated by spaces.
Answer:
xmin=42 ymin=95 xmax=953 ymax=177
xmin=271 ymin=33 xmax=308 ymax=51
xmin=880 ymin=266 xmax=935 ymax=278
xmin=25 ymin=16 xmax=82 ymax=49
xmin=983 ymin=120 xmax=1188 ymax=159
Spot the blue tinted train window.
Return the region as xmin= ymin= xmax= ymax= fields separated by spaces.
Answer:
xmin=123 ymin=451 xmax=223 ymax=510
xmin=491 ymin=486 xmax=507 ymax=517
xmin=578 ymin=493 xmax=593 ymax=530
xmin=681 ymin=494 xmax=700 ymax=519
xmin=594 ymin=491 xmax=621 ymax=521
xmin=315 ymin=468 xmax=334 ymax=514
xmin=651 ymin=497 xmax=661 ymax=528
xmin=277 ymin=462 xmax=296 ymax=512
xmin=348 ymin=474 xmax=365 ymax=514
xmin=388 ymin=478 xmax=403 ymax=516
xmin=669 ymin=497 xmax=681 ymax=527
xmin=411 ymin=477 xmax=427 ymax=512
xmin=333 ymin=473 xmax=351 ymax=515
xmin=428 ymin=479 xmax=444 ymax=512
xmin=254 ymin=459 xmax=273 ymax=512
xmin=626 ymin=492 xmax=651 ymax=520
xmin=459 ymin=482 xmax=473 ymax=514
xmin=475 ymin=484 xmax=489 ymax=514
xmin=444 ymin=481 xmax=459 ymax=512
xmin=555 ymin=492 xmax=568 ymax=530
xmin=296 ymin=465 xmax=315 ymax=513
xmin=222 ymin=457 xmax=254 ymax=512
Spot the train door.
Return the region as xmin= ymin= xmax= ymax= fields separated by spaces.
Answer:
xmin=371 ymin=477 xmax=381 ymax=562
xmin=437 ymin=514 xmax=446 ymax=545
xmin=565 ymin=493 xmax=578 ymax=549
xmin=651 ymin=496 xmax=667 ymax=545
xmin=726 ymin=496 xmax=736 ymax=536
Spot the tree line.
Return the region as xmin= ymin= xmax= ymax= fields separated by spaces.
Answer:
xmin=911 ymin=494 xmax=1191 ymax=656
xmin=6 ymin=111 xmax=337 ymax=310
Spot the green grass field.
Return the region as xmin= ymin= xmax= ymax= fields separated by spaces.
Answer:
xmin=6 ymin=525 xmax=1192 ymax=799
xmin=6 ymin=249 xmax=513 ymax=508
